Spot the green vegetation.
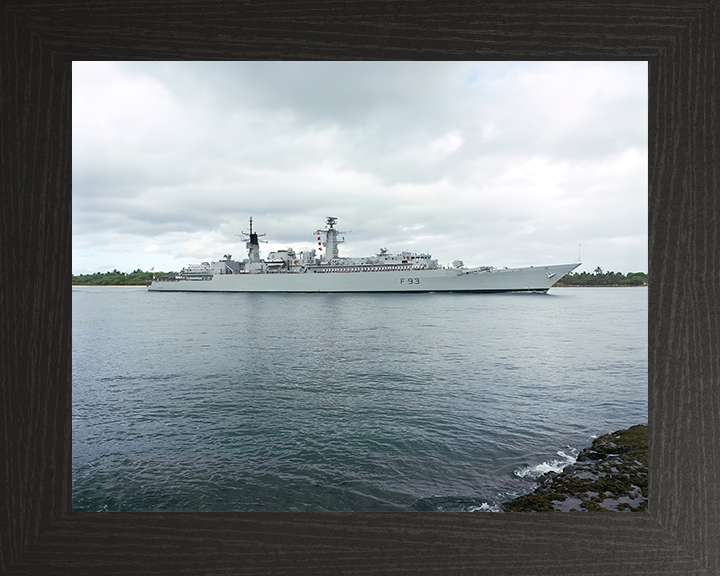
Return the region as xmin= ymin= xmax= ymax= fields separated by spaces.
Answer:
xmin=555 ymin=267 xmax=647 ymax=287
xmin=72 ymin=269 xmax=167 ymax=286
xmin=73 ymin=266 xmax=649 ymax=287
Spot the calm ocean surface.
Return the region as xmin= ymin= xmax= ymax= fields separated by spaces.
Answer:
xmin=72 ymin=286 xmax=648 ymax=512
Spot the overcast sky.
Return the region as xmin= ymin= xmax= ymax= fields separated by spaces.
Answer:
xmin=72 ymin=61 xmax=647 ymax=275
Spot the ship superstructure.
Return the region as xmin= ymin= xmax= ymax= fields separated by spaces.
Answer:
xmin=148 ymin=217 xmax=580 ymax=293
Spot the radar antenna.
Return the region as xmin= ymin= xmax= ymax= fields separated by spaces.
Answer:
xmin=314 ymin=217 xmax=350 ymax=260
xmin=236 ymin=216 xmax=267 ymax=265
xmin=237 ymin=216 xmax=267 ymax=244
xmin=319 ymin=216 xmax=350 ymax=236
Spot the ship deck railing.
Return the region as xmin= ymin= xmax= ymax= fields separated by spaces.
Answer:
xmin=309 ymin=264 xmax=437 ymax=273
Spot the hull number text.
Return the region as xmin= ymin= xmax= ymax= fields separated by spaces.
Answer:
xmin=400 ymin=278 xmax=420 ymax=284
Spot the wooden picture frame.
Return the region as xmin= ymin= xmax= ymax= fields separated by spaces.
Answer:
xmin=2 ymin=2 xmax=716 ymax=573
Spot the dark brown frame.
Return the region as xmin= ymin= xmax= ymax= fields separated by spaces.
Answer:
xmin=2 ymin=2 xmax=717 ymax=574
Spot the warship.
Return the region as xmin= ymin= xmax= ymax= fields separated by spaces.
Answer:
xmin=147 ymin=217 xmax=580 ymax=293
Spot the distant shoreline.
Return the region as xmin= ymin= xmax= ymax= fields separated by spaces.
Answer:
xmin=73 ymin=269 xmax=648 ymax=288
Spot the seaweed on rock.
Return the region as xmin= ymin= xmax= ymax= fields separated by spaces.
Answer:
xmin=504 ymin=425 xmax=648 ymax=512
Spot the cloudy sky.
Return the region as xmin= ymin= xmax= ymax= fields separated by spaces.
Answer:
xmin=72 ymin=61 xmax=647 ymax=275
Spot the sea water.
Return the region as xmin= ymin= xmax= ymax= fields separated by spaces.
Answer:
xmin=72 ymin=286 xmax=648 ymax=512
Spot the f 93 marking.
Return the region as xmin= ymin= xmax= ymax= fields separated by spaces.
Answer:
xmin=400 ymin=278 xmax=420 ymax=284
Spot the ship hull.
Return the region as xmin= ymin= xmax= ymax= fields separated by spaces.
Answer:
xmin=148 ymin=263 xmax=580 ymax=293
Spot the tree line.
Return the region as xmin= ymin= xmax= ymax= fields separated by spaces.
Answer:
xmin=554 ymin=267 xmax=648 ymax=287
xmin=71 ymin=269 xmax=164 ymax=285
xmin=72 ymin=267 xmax=648 ymax=286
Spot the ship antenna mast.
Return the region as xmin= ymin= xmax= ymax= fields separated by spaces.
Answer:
xmin=236 ymin=216 xmax=267 ymax=264
xmin=237 ymin=216 xmax=267 ymax=243
xmin=314 ymin=216 xmax=351 ymax=261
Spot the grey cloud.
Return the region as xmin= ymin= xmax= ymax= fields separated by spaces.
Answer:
xmin=73 ymin=62 xmax=647 ymax=274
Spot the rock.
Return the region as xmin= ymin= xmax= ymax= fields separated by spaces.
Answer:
xmin=503 ymin=425 xmax=648 ymax=512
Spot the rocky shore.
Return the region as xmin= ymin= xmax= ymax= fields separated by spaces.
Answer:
xmin=504 ymin=424 xmax=648 ymax=512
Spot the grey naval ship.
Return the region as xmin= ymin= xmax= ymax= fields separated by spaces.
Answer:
xmin=148 ymin=217 xmax=581 ymax=293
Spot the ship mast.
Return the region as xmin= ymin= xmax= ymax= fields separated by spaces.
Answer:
xmin=240 ymin=216 xmax=266 ymax=263
xmin=315 ymin=216 xmax=348 ymax=262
